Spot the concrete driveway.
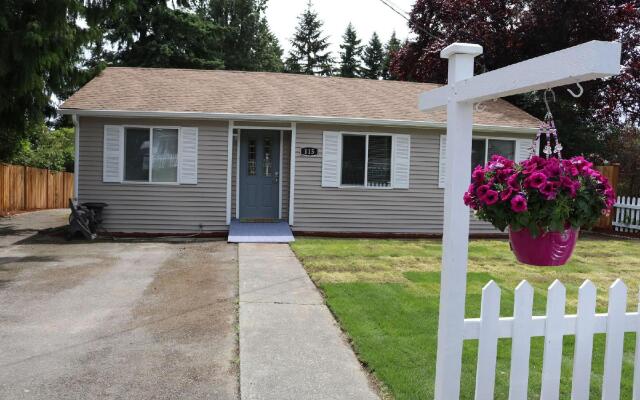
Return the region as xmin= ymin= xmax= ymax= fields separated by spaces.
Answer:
xmin=0 ymin=210 xmax=239 ymax=399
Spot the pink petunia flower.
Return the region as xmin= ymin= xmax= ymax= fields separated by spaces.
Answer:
xmin=525 ymin=172 xmax=547 ymax=189
xmin=540 ymin=181 xmax=558 ymax=200
xmin=510 ymin=194 xmax=528 ymax=213
xmin=476 ymin=184 xmax=490 ymax=198
xmin=483 ymin=190 xmax=499 ymax=205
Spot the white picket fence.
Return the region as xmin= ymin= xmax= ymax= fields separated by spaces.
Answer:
xmin=614 ymin=196 xmax=640 ymax=232
xmin=463 ymin=279 xmax=639 ymax=400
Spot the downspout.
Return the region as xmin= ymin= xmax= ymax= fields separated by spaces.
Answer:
xmin=72 ymin=114 xmax=79 ymax=202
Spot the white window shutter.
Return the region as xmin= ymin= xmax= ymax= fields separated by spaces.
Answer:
xmin=438 ymin=135 xmax=447 ymax=189
xmin=392 ymin=134 xmax=411 ymax=189
xmin=179 ymin=127 xmax=198 ymax=184
xmin=515 ymin=138 xmax=533 ymax=162
xmin=322 ymin=131 xmax=341 ymax=187
xmin=103 ymin=125 xmax=123 ymax=183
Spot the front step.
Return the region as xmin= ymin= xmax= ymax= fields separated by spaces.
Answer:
xmin=227 ymin=220 xmax=294 ymax=243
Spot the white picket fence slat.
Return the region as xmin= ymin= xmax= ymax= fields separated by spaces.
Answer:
xmin=464 ymin=279 xmax=640 ymax=399
xmin=571 ymin=280 xmax=597 ymax=399
xmin=614 ymin=196 xmax=640 ymax=232
xmin=508 ymin=281 xmax=534 ymax=400
xmin=474 ymin=281 xmax=501 ymax=400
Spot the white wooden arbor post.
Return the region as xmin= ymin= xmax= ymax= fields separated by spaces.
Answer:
xmin=419 ymin=40 xmax=622 ymax=399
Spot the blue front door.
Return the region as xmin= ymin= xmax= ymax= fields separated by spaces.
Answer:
xmin=239 ymin=131 xmax=280 ymax=220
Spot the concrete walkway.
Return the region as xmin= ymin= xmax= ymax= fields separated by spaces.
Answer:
xmin=239 ymin=244 xmax=379 ymax=400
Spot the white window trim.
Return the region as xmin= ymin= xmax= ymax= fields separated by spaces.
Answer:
xmin=338 ymin=131 xmax=397 ymax=190
xmin=472 ymin=136 xmax=517 ymax=165
xmin=121 ymin=125 xmax=182 ymax=185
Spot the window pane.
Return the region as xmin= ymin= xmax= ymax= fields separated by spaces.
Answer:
xmin=367 ymin=135 xmax=392 ymax=187
xmin=471 ymin=139 xmax=486 ymax=170
xmin=341 ymin=135 xmax=366 ymax=185
xmin=488 ymin=139 xmax=515 ymax=160
xmin=263 ymin=137 xmax=272 ymax=177
xmin=248 ymin=139 xmax=256 ymax=176
xmin=124 ymin=128 xmax=150 ymax=181
xmin=152 ymin=128 xmax=178 ymax=182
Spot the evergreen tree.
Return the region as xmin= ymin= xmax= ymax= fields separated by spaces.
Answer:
xmin=87 ymin=0 xmax=225 ymax=69
xmin=0 ymin=0 xmax=90 ymax=161
xmin=193 ymin=0 xmax=283 ymax=71
xmin=382 ymin=31 xmax=401 ymax=80
xmin=285 ymin=1 xmax=332 ymax=75
xmin=338 ymin=23 xmax=362 ymax=78
xmin=361 ymin=32 xmax=384 ymax=79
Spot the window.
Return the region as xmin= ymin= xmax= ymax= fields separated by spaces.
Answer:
xmin=471 ymin=138 xmax=515 ymax=171
xmin=341 ymin=134 xmax=392 ymax=187
xmin=124 ymin=127 xmax=179 ymax=182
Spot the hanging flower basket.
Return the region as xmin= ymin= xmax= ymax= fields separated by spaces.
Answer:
xmin=464 ymin=153 xmax=614 ymax=266
xmin=509 ymin=226 xmax=579 ymax=266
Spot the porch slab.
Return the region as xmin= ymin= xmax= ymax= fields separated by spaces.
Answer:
xmin=228 ymin=220 xmax=294 ymax=243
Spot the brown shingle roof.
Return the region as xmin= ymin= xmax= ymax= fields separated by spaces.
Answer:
xmin=61 ymin=67 xmax=539 ymax=129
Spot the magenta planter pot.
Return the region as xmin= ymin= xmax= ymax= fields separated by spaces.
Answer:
xmin=508 ymin=226 xmax=580 ymax=266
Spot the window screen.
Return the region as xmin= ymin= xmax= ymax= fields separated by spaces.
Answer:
xmin=124 ymin=128 xmax=150 ymax=181
xmin=341 ymin=135 xmax=366 ymax=185
xmin=151 ymin=128 xmax=178 ymax=182
xmin=471 ymin=139 xmax=486 ymax=170
xmin=367 ymin=136 xmax=392 ymax=187
xmin=488 ymin=139 xmax=515 ymax=161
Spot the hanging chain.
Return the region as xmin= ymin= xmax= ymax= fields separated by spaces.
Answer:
xmin=529 ymin=94 xmax=564 ymax=160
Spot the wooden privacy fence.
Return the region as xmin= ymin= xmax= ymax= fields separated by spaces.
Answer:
xmin=0 ymin=164 xmax=74 ymax=213
xmin=465 ymin=279 xmax=639 ymax=400
xmin=614 ymin=196 xmax=640 ymax=233
xmin=594 ymin=165 xmax=620 ymax=230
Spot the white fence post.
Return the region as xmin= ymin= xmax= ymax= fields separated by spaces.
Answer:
xmin=540 ymin=280 xmax=566 ymax=400
xmin=633 ymin=289 xmax=640 ymax=400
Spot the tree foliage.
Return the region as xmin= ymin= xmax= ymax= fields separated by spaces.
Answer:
xmin=338 ymin=23 xmax=362 ymax=78
xmin=390 ymin=0 xmax=640 ymax=159
xmin=285 ymin=1 xmax=333 ymax=75
xmin=382 ymin=31 xmax=401 ymax=80
xmin=0 ymin=0 xmax=90 ymax=161
xmin=11 ymin=124 xmax=75 ymax=172
xmin=361 ymin=32 xmax=384 ymax=79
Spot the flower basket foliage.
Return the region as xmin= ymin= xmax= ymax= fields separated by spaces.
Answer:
xmin=464 ymin=154 xmax=616 ymax=238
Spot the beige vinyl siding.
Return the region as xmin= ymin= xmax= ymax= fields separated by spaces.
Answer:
xmin=292 ymin=124 xmax=532 ymax=234
xmin=78 ymin=116 xmax=229 ymax=233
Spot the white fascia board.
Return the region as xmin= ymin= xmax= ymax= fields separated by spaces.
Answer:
xmin=59 ymin=108 xmax=538 ymax=134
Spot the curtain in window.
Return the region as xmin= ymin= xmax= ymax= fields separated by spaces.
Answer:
xmin=341 ymin=135 xmax=366 ymax=185
xmin=367 ymin=136 xmax=392 ymax=187
xmin=152 ymin=128 xmax=179 ymax=182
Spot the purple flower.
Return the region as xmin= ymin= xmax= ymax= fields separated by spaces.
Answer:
xmin=540 ymin=181 xmax=558 ymax=200
xmin=525 ymin=172 xmax=547 ymax=189
xmin=472 ymin=167 xmax=485 ymax=183
xmin=510 ymin=195 xmax=528 ymax=213
xmin=483 ymin=190 xmax=499 ymax=205
xmin=477 ymin=184 xmax=490 ymax=198
xmin=500 ymin=187 xmax=515 ymax=201
xmin=507 ymin=173 xmax=521 ymax=190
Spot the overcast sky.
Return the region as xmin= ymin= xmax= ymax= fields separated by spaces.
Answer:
xmin=265 ymin=0 xmax=415 ymax=57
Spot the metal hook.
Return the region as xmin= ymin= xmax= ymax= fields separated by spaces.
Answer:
xmin=543 ymin=88 xmax=555 ymax=116
xmin=567 ymin=82 xmax=584 ymax=98
xmin=475 ymin=102 xmax=486 ymax=112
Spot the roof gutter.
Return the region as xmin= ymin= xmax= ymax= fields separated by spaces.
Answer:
xmin=59 ymin=108 xmax=539 ymax=134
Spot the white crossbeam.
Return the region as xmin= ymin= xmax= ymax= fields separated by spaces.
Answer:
xmin=419 ymin=40 xmax=621 ymax=110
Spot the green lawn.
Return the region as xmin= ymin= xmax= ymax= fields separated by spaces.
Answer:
xmin=290 ymin=236 xmax=640 ymax=399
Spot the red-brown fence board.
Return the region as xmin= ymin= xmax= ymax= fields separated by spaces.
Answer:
xmin=0 ymin=163 xmax=73 ymax=213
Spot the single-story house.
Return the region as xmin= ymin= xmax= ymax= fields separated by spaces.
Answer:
xmin=59 ymin=67 xmax=540 ymax=236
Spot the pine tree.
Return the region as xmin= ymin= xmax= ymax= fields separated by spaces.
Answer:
xmin=361 ymin=32 xmax=384 ymax=79
xmin=195 ymin=0 xmax=284 ymax=71
xmin=338 ymin=23 xmax=362 ymax=78
xmin=382 ymin=31 xmax=401 ymax=80
xmin=285 ymin=1 xmax=332 ymax=75
xmin=0 ymin=0 xmax=90 ymax=161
